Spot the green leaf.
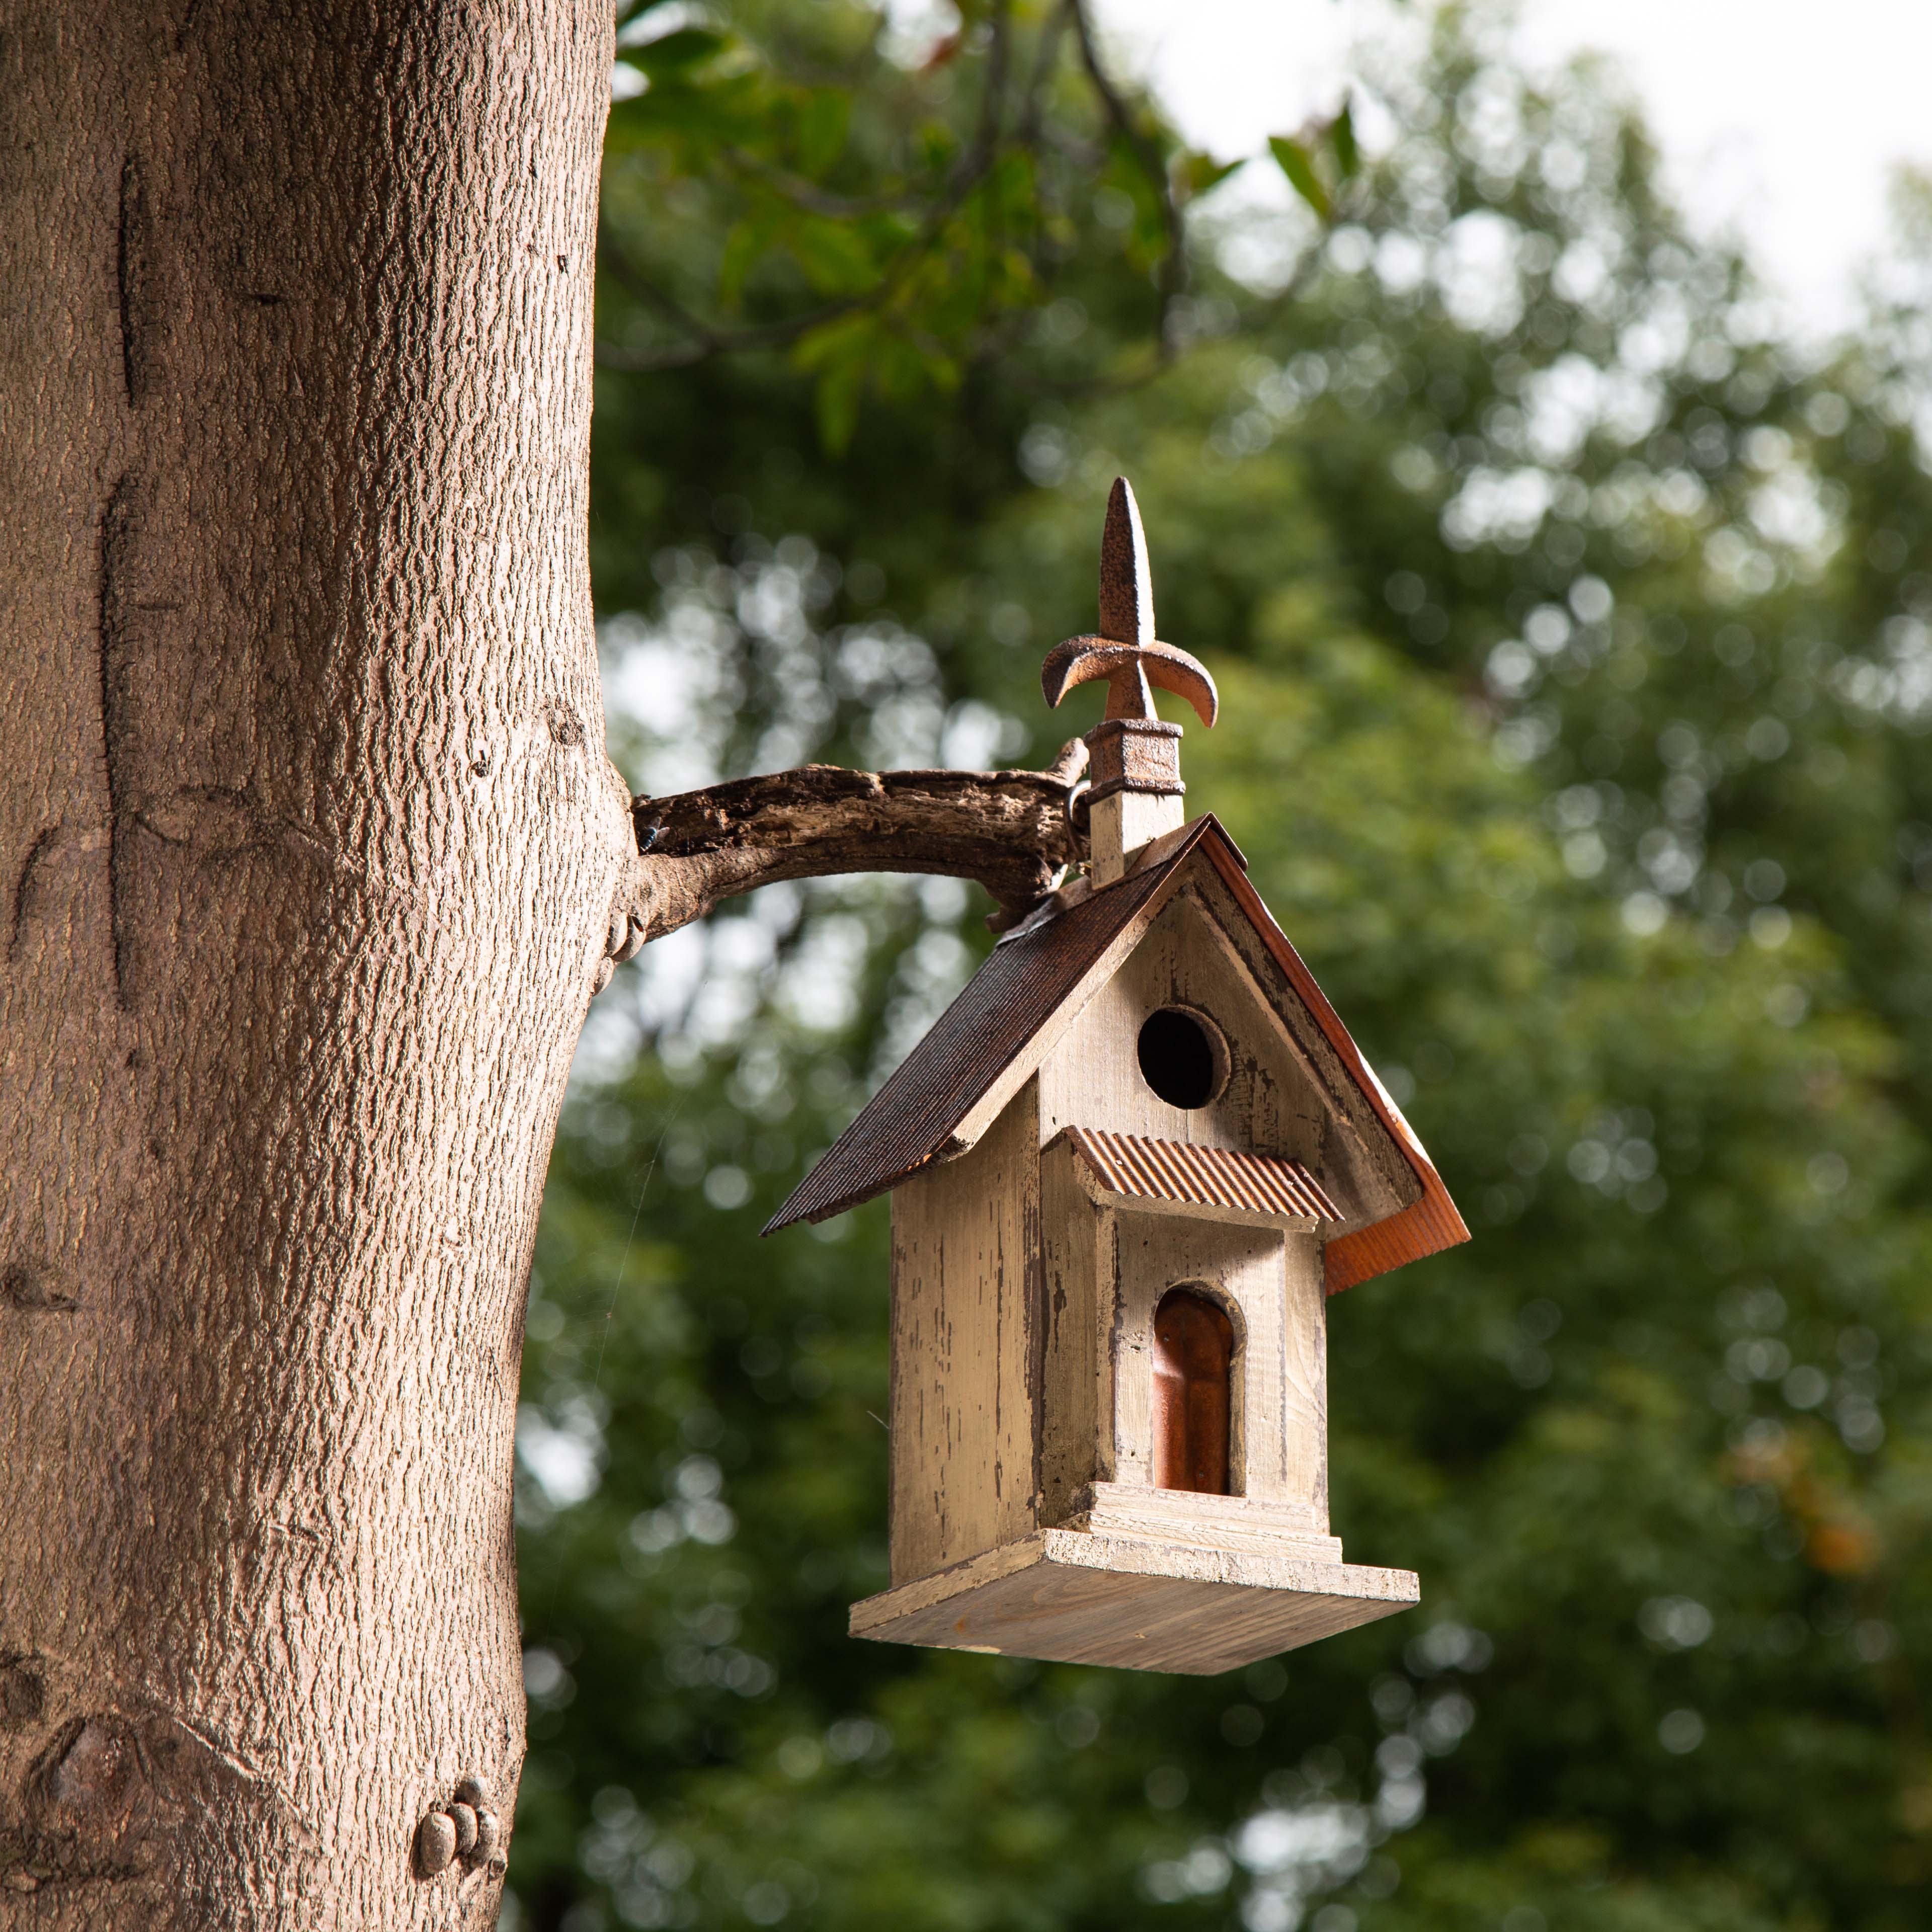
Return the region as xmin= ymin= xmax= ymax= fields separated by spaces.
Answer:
xmin=784 ymin=217 xmax=878 ymax=297
xmin=812 ymin=355 xmax=865 ymax=455
xmin=1268 ymin=133 xmax=1332 ymax=221
xmin=716 ymin=218 xmax=769 ymax=309
xmin=1175 ymin=150 xmax=1243 ymax=204
xmin=789 ymin=313 xmax=870 ymax=375
xmin=796 ymin=91 xmax=851 ymax=177
xmin=633 ymin=27 xmax=727 ymax=75
xmin=1332 ymin=97 xmax=1360 ymax=180
xmin=917 ymin=122 xmax=958 ymax=171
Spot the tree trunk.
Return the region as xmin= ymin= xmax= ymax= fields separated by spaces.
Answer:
xmin=0 ymin=3 xmax=626 ymax=1922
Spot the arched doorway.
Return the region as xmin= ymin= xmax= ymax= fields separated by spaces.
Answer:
xmin=1151 ymin=1288 xmax=1235 ymax=1494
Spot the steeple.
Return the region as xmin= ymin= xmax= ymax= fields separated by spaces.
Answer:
xmin=1040 ymin=477 xmax=1219 ymax=884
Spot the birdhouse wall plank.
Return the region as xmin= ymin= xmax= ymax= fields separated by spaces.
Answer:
xmin=1279 ymin=1233 xmax=1329 ymax=1518
xmin=1037 ymin=1136 xmax=1103 ymax=1529
xmin=887 ymin=1079 xmax=1043 ymax=1585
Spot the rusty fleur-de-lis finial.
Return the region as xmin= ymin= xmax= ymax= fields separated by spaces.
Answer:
xmin=1038 ymin=478 xmax=1217 ymax=880
xmin=1040 ymin=476 xmax=1219 ymax=730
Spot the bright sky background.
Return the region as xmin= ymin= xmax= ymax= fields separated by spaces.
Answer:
xmin=1092 ymin=0 xmax=1932 ymax=339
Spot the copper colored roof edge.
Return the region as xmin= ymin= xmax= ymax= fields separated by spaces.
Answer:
xmin=1062 ymin=1126 xmax=1342 ymax=1223
xmin=1323 ymin=1189 xmax=1470 ymax=1295
xmin=1189 ymin=839 xmax=1470 ymax=1292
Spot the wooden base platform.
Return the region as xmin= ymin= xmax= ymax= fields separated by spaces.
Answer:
xmin=849 ymin=1527 xmax=1418 ymax=1674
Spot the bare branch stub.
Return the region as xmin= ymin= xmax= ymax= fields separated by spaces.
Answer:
xmin=621 ymin=746 xmax=1090 ymax=945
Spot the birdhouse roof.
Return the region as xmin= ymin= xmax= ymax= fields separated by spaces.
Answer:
xmin=765 ymin=816 xmax=1467 ymax=1292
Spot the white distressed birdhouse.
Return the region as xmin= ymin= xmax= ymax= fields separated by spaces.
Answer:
xmin=767 ymin=479 xmax=1468 ymax=1674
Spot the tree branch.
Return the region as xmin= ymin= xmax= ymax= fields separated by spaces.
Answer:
xmin=619 ymin=741 xmax=1089 ymax=946
xmin=1067 ymin=0 xmax=1186 ymax=358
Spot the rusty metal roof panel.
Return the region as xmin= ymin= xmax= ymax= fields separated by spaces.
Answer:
xmin=763 ymin=832 xmax=1198 ymax=1232
xmin=766 ymin=813 xmax=1470 ymax=1295
xmin=1063 ymin=1128 xmax=1341 ymax=1223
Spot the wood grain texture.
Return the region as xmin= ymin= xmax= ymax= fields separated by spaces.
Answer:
xmin=850 ymin=1530 xmax=1416 ymax=1674
xmin=1037 ymin=1137 xmax=1102 ymax=1529
xmin=1076 ymin=1483 xmax=1338 ymax=1557
xmin=624 ymin=751 xmax=1089 ymax=943
xmin=1089 ymin=787 xmax=1183 ymax=886
xmin=888 ymin=1082 xmax=1042 ymax=1585
xmin=0 ymin=3 xmax=625 ymax=1921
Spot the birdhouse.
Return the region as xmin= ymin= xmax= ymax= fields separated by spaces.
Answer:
xmin=766 ymin=480 xmax=1468 ymax=1674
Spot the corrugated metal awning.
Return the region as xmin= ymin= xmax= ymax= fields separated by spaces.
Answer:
xmin=1062 ymin=1126 xmax=1341 ymax=1225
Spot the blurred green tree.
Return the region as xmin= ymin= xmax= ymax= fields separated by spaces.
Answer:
xmin=510 ymin=6 xmax=1932 ymax=1927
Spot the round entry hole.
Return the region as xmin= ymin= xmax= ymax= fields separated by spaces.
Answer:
xmin=1137 ymin=1008 xmax=1223 ymax=1110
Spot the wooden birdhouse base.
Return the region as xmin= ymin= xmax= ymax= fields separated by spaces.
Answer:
xmin=849 ymin=1526 xmax=1418 ymax=1676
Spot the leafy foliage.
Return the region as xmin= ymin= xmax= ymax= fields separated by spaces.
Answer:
xmin=599 ymin=0 xmax=1225 ymax=445
xmin=1269 ymin=100 xmax=1360 ymax=227
xmin=514 ymin=7 xmax=1932 ymax=1928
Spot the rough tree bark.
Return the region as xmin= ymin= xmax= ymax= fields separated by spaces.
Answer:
xmin=0 ymin=5 xmax=628 ymax=1921
xmin=0 ymin=7 xmax=1081 ymax=1925
xmin=622 ymin=744 xmax=1088 ymax=946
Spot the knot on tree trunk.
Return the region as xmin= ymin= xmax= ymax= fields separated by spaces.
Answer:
xmin=0 ymin=1714 xmax=150 ymax=1894
xmin=0 ymin=1660 xmax=311 ymax=1903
